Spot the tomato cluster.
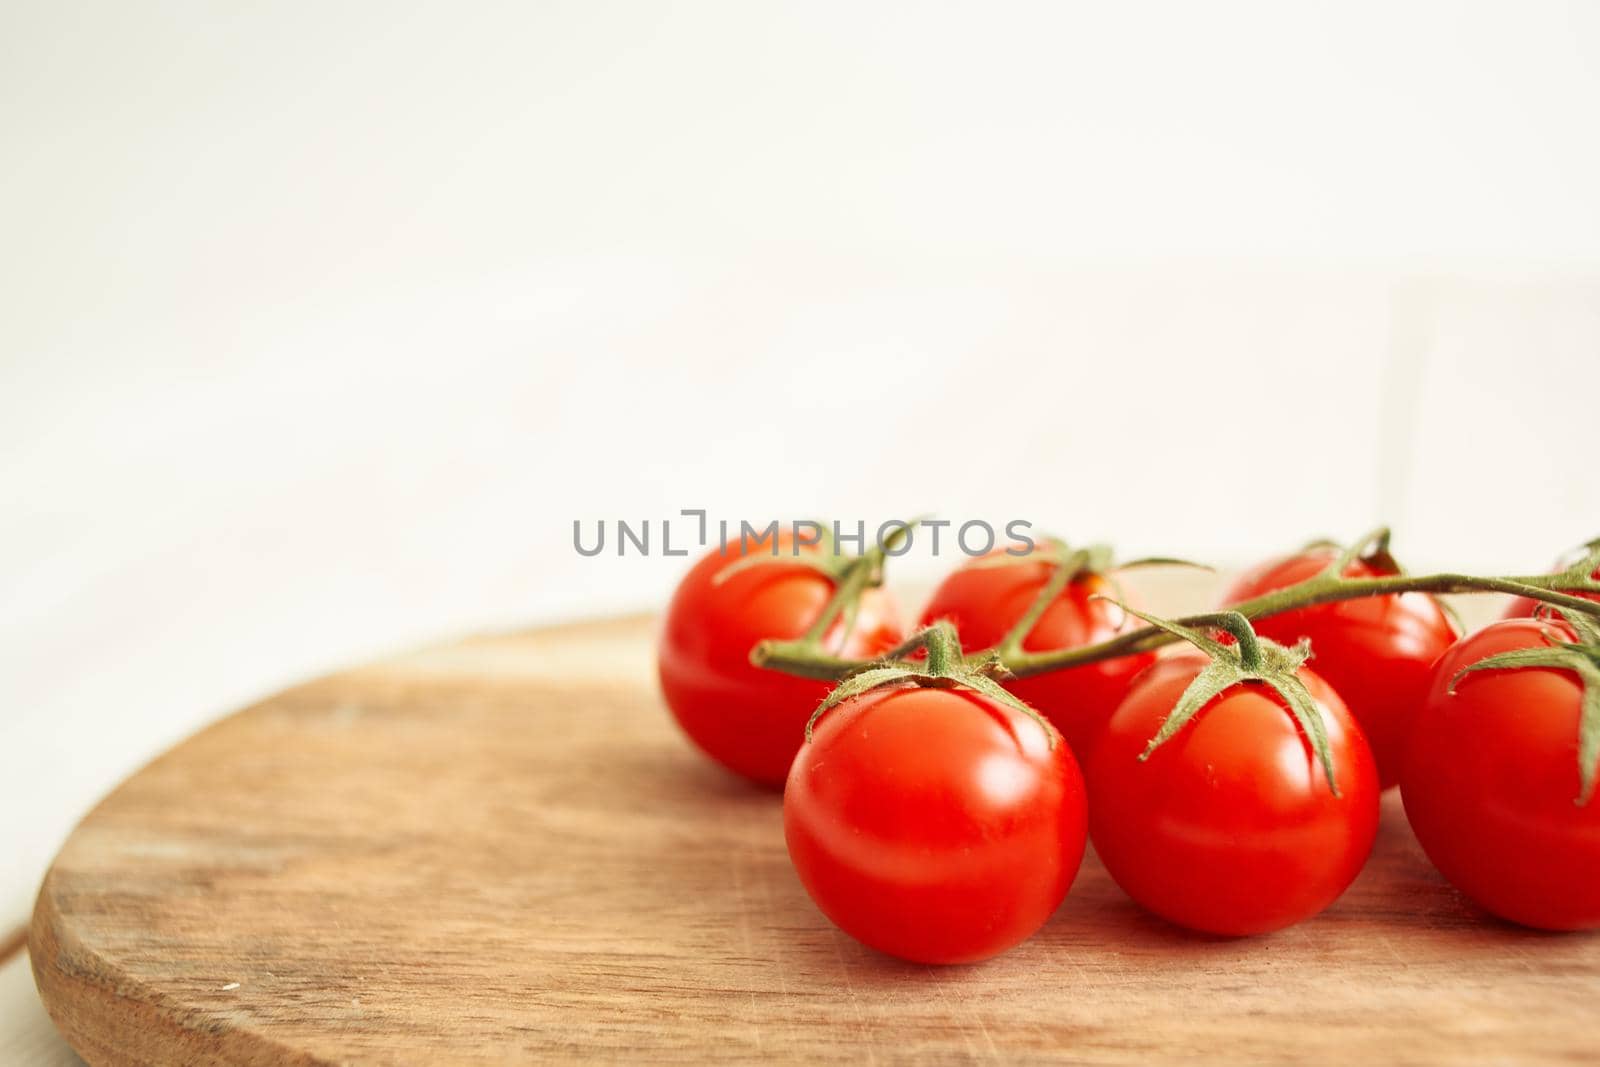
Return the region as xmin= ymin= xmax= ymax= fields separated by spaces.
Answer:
xmin=657 ymin=534 xmax=1600 ymax=963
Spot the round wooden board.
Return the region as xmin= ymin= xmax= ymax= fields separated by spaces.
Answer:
xmin=29 ymin=614 xmax=1600 ymax=1065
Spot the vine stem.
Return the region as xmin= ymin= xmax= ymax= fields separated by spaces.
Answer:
xmin=747 ymin=519 xmax=922 ymax=679
xmin=755 ymin=566 xmax=1600 ymax=682
xmin=797 ymin=549 xmax=872 ymax=644
xmin=992 ymin=541 xmax=1086 ymax=661
xmin=1008 ymin=571 xmax=1599 ymax=677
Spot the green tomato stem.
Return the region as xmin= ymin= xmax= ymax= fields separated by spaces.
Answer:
xmin=992 ymin=540 xmax=1085 ymax=661
xmin=1008 ymin=570 xmax=1598 ymax=677
xmin=922 ymin=621 xmax=959 ymax=676
xmin=753 ymin=518 xmax=924 ymax=672
xmin=754 ymin=566 xmax=1600 ymax=682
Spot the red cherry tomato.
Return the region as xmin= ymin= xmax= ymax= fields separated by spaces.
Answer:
xmin=1221 ymin=548 xmax=1457 ymax=789
xmin=1401 ymin=618 xmax=1600 ymax=930
xmin=1087 ymin=654 xmax=1379 ymax=936
xmin=920 ymin=554 xmax=1156 ymax=761
xmin=1502 ymin=544 xmax=1600 ymax=619
xmin=785 ymin=685 xmax=1086 ymax=963
xmin=658 ymin=534 xmax=902 ymax=787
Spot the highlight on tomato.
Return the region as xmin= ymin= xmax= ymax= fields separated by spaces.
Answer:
xmin=1220 ymin=542 xmax=1456 ymax=789
xmin=657 ymin=528 xmax=903 ymax=787
xmin=1087 ymin=610 xmax=1379 ymax=936
xmin=1401 ymin=610 xmax=1600 ymax=931
xmin=919 ymin=544 xmax=1157 ymax=762
xmin=784 ymin=624 xmax=1087 ymax=964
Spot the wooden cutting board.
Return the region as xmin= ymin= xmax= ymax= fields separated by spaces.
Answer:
xmin=29 ymin=613 xmax=1600 ymax=1065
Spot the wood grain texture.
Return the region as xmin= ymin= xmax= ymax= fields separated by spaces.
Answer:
xmin=29 ymin=613 xmax=1600 ymax=1065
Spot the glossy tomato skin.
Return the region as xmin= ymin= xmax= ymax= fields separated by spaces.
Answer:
xmin=1088 ymin=654 xmax=1379 ymax=936
xmin=1221 ymin=549 xmax=1457 ymax=789
xmin=658 ymin=535 xmax=902 ymax=788
xmin=1401 ymin=619 xmax=1600 ymax=930
xmin=785 ymin=686 xmax=1086 ymax=964
xmin=920 ymin=555 xmax=1156 ymax=763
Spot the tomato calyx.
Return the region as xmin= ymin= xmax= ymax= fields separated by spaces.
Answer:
xmin=1553 ymin=537 xmax=1600 ymax=590
xmin=803 ymin=621 xmax=1057 ymax=747
xmin=1108 ymin=602 xmax=1343 ymax=796
xmin=986 ymin=540 xmax=1111 ymax=661
xmin=1306 ymin=526 xmax=1465 ymax=633
xmin=1306 ymin=526 xmax=1405 ymax=579
xmin=740 ymin=519 xmax=922 ymax=681
xmin=1450 ymin=605 xmax=1600 ymax=806
xmin=967 ymin=536 xmax=1210 ymax=666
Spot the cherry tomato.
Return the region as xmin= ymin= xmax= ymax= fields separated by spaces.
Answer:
xmin=785 ymin=685 xmax=1086 ymax=963
xmin=920 ymin=554 xmax=1156 ymax=761
xmin=1087 ymin=654 xmax=1379 ymax=936
xmin=1502 ymin=543 xmax=1600 ymax=619
xmin=657 ymin=533 xmax=902 ymax=787
xmin=1401 ymin=618 xmax=1600 ymax=930
xmin=1221 ymin=548 xmax=1457 ymax=789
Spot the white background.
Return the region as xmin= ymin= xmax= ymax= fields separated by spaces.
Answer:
xmin=3 ymin=0 xmax=1598 ymax=968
